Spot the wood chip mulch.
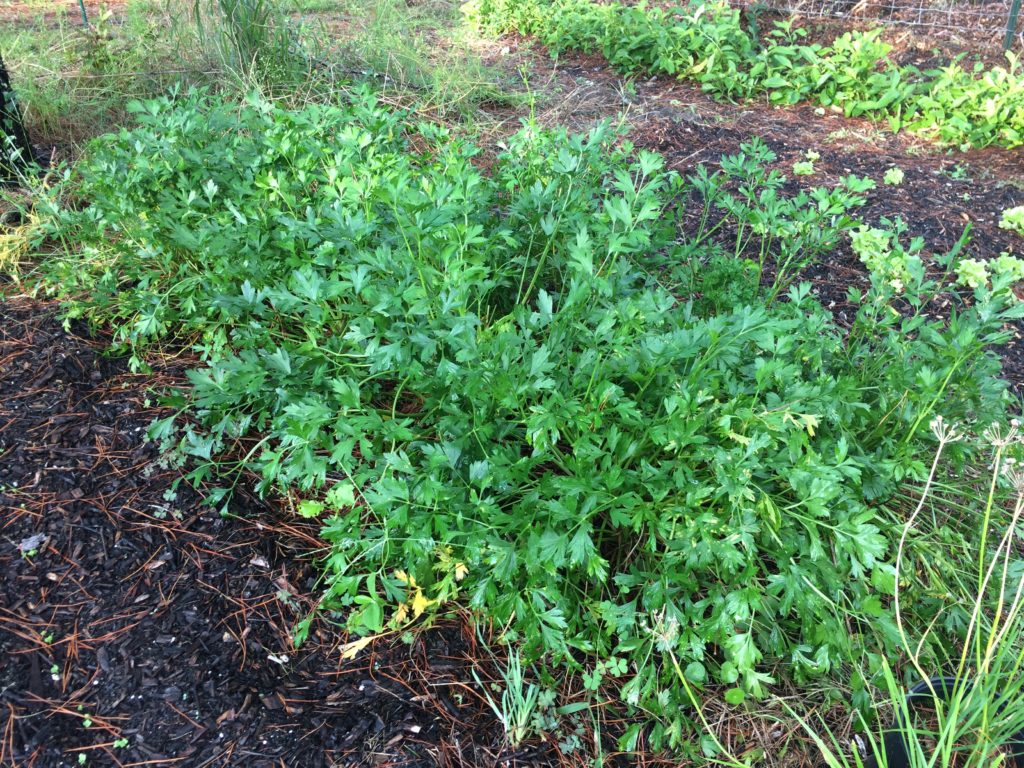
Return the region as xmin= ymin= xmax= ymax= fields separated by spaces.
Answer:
xmin=0 ymin=297 xmax=550 ymax=768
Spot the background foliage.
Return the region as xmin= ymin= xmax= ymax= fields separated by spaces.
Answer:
xmin=465 ymin=0 xmax=1024 ymax=148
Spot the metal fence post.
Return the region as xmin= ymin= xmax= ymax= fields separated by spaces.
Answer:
xmin=78 ymin=0 xmax=90 ymax=26
xmin=1007 ymin=0 xmax=1022 ymax=50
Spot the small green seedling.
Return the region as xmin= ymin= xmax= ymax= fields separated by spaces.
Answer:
xmin=946 ymin=163 xmax=970 ymax=181
xmin=792 ymin=150 xmax=819 ymax=176
xmin=883 ymin=167 xmax=904 ymax=185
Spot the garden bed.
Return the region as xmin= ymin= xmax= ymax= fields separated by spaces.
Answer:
xmin=483 ymin=41 xmax=1024 ymax=385
xmin=0 ymin=298 xmax=536 ymax=768
xmin=4 ymin=0 xmax=1024 ymax=765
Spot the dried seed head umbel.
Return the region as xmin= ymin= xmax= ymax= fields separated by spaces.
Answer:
xmin=640 ymin=608 xmax=681 ymax=653
xmin=929 ymin=415 xmax=963 ymax=445
xmin=982 ymin=419 xmax=1020 ymax=449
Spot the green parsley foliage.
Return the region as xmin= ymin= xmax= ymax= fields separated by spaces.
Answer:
xmin=465 ymin=0 xmax=1024 ymax=148
xmin=40 ymin=91 xmax=1020 ymax=749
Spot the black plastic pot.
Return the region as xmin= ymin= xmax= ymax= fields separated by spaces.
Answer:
xmin=858 ymin=677 xmax=1024 ymax=768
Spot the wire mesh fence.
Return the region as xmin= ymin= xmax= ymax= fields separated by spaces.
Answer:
xmin=736 ymin=0 xmax=1023 ymax=51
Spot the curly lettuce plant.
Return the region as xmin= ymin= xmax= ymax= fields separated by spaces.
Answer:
xmin=957 ymin=253 xmax=1024 ymax=298
xmin=850 ymin=220 xmax=923 ymax=293
xmin=883 ymin=167 xmax=904 ymax=186
xmin=956 ymin=258 xmax=990 ymax=290
xmin=1000 ymin=206 xmax=1024 ymax=236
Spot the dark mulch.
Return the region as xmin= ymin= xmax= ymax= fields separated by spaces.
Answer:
xmin=0 ymin=298 xmax=551 ymax=768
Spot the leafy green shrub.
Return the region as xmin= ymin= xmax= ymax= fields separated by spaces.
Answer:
xmin=687 ymin=138 xmax=873 ymax=302
xmin=684 ymin=253 xmax=759 ymax=314
xmin=464 ymin=0 xmax=1024 ymax=148
xmin=908 ymin=55 xmax=1024 ymax=147
xmin=39 ymin=91 xmax=1022 ymax=750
